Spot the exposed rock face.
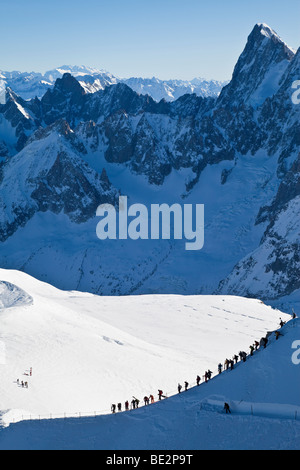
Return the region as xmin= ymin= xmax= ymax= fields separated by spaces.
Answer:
xmin=218 ymin=153 xmax=300 ymax=300
xmin=0 ymin=122 xmax=119 ymax=241
xmin=0 ymin=23 xmax=299 ymax=304
xmin=218 ymin=23 xmax=295 ymax=108
xmin=0 ymin=88 xmax=39 ymax=156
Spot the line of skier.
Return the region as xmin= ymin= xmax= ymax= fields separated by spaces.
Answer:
xmin=110 ymin=317 xmax=292 ymax=414
xmin=111 ymin=393 xmax=157 ymax=413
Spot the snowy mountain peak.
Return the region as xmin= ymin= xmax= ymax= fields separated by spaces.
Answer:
xmin=255 ymin=23 xmax=295 ymax=51
xmin=217 ymin=22 xmax=295 ymax=107
xmin=4 ymin=86 xmax=17 ymax=101
xmin=0 ymin=66 xmax=227 ymax=103
xmin=26 ymin=119 xmax=74 ymax=146
xmin=53 ymin=73 xmax=86 ymax=96
xmin=43 ymin=65 xmax=106 ymax=82
xmin=256 ymin=23 xmax=280 ymax=38
xmin=253 ymin=23 xmax=296 ymax=58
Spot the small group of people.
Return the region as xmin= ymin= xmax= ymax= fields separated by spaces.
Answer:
xmin=16 ymin=367 xmax=32 ymax=389
xmin=219 ymin=358 xmax=236 ymax=373
xmin=111 ymin=393 xmax=158 ymax=413
xmin=17 ymin=379 xmax=29 ymax=388
xmin=177 ymin=381 xmax=189 ymax=393
xmin=219 ymin=334 xmax=270 ymax=374
xmin=204 ymin=370 xmax=213 ymax=382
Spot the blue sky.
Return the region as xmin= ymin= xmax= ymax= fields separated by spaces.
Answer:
xmin=1 ymin=0 xmax=299 ymax=80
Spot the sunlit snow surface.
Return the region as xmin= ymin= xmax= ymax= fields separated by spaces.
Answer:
xmin=0 ymin=268 xmax=290 ymax=426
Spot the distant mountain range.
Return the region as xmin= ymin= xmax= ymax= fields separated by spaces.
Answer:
xmin=0 ymin=65 xmax=228 ymax=102
xmin=0 ymin=23 xmax=299 ymax=310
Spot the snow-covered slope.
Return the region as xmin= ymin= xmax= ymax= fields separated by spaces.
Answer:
xmin=0 ymin=268 xmax=290 ymax=432
xmin=218 ymin=152 xmax=300 ymax=306
xmin=0 ymin=269 xmax=297 ymax=449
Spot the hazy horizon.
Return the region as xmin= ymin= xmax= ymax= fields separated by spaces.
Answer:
xmin=0 ymin=0 xmax=299 ymax=81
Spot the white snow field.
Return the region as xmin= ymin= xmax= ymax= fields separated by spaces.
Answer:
xmin=0 ymin=268 xmax=298 ymax=450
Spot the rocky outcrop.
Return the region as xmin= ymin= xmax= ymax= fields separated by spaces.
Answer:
xmin=0 ymin=122 xmax=119 ymax=241
xmin=218 ymin=153 xmax=300 ymax=300
xmin=0 ymin=23 xmax=299 ymax=303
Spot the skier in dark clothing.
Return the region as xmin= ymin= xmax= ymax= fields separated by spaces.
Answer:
xmin=125 ymin=401 xmax=129 ymax=411
xmin=144 ymin=396 xmax=149 ymax=406
xmin=178 ymin=383 xmax=182 ymax=393
xmin=224 ymin=402 xmax=231 ymax=414
xmin=196 ymin=375 xmax=201 ymax=386
xmin=239 ymin=351 xmax=247 ymax=362
xmin=184 ymin=381 xmax=189 ymax=391
xmin=111 ymin=404 xmax=116 ymax=413
xmin=117 ymin=403 xmax=122 ymax=412
xmin=158 ymin=390 xmax=164 ymax=400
